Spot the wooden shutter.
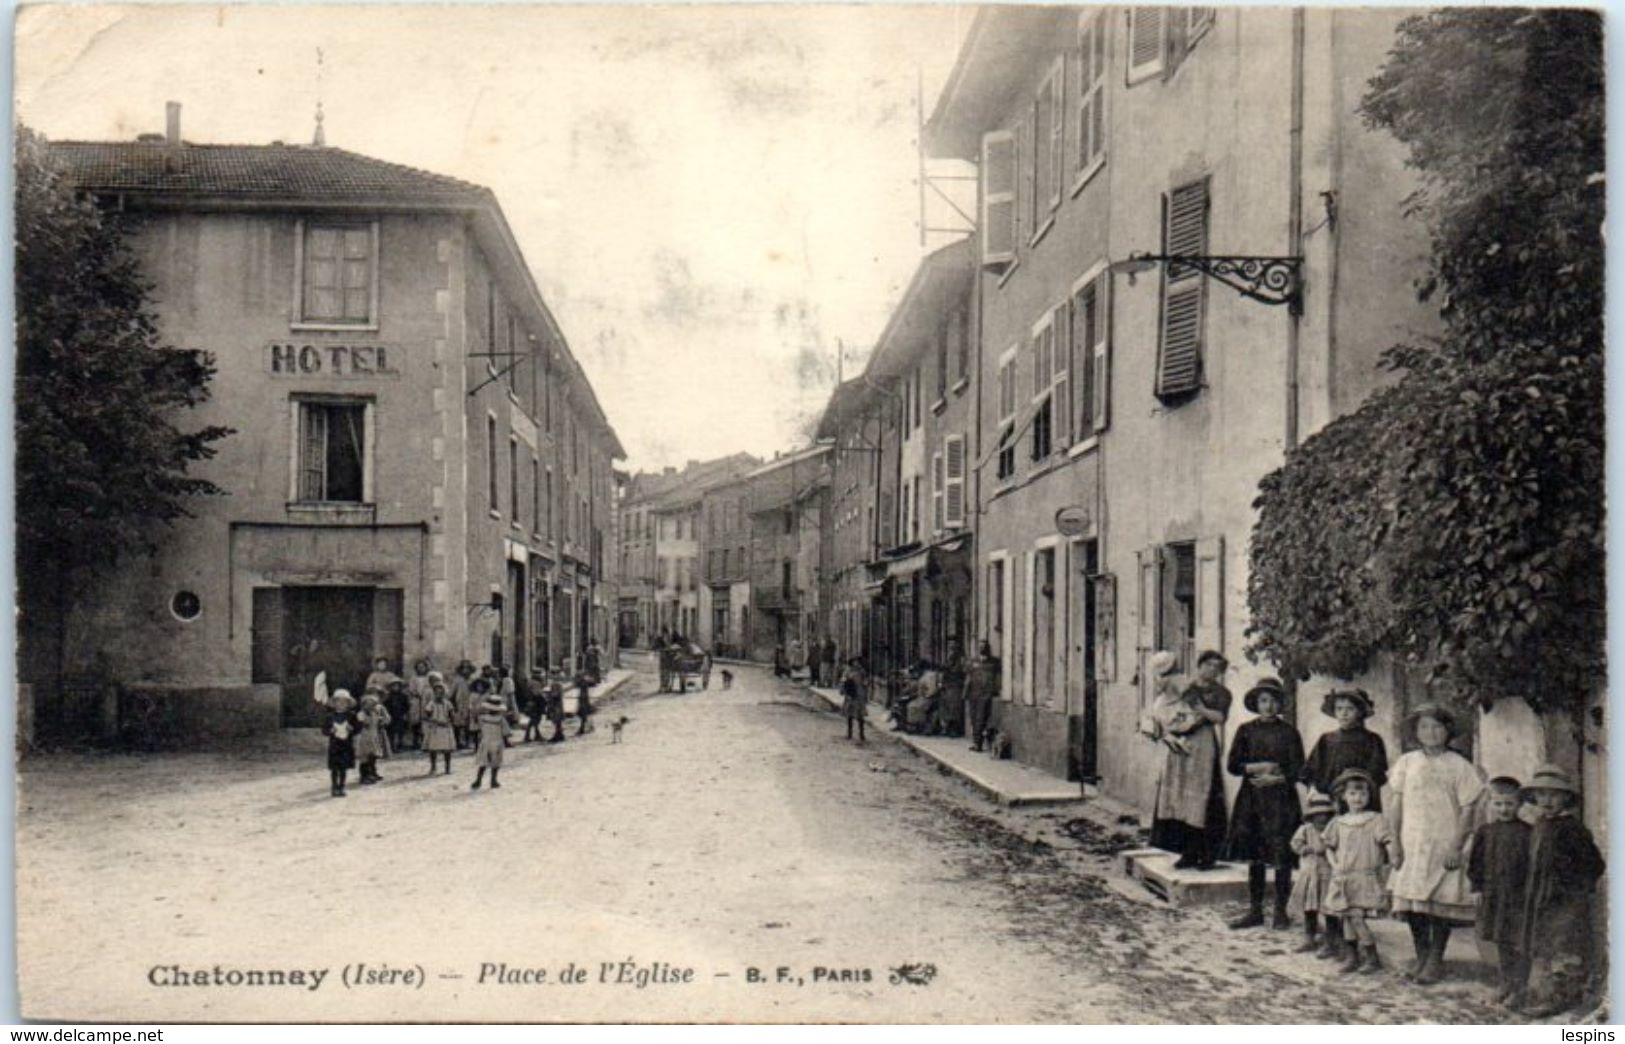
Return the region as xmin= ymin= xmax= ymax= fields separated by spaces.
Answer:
xmin=1077 ymin=13 xmax=1107 ymax=176
xmin=1072 ymin=281 xmax=1095 ymax=435
xmin=944 ymin=435 xmax=966 ymax=528
xmin=341 ymin=228 xmax=371 ymax=321
xmin=1156 ymin=180 xmax=1209 ymax=399
xmin=980 ymin=131 xmax=1017 ymax=267
xmin=932 ymin=453 xmax=945 ymax=533
xmin=1127 ymin=8 xmax=1167 ymax=84
xmin=1047 ymin=58 xmax=1065 ymax=211
xmin=1193 ymin=535 xmax=1224 ymax=662
xmin=250 ymin=587 xmax=284 ymax=684
xmin=1095 ymin=273 xmax=1112 ymax=432
xmin=1052 ymin=303 xmax=1072 ymax=448
xmin=1135 ymin=548 xmax=1160 ymax=700
xmin=299 ymin=402 xmax=325 ymax=501
xmin=1093 ymin=573 xmax=1117 ymax=683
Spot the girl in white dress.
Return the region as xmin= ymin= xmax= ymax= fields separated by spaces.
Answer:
xmin=1387 ymin=703 xmax=1485 ymax=984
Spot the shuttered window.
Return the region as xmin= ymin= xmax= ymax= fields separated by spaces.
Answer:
xmin=980 ymin=131 xmax=1017 ymax=268
xmin=1052 ymin=303 xmax=1072 ymax=449
xmin=1127 ymin=8 xmax=1166 ymax=84
xmin=297 ymin=400 xmax=368 ymax=503
xmin=944 ymin=435 xmax=966 ymax=528
xmin=1076 ymin=12 xmax=1108 ymax=184
xmin=1156 ymin=179 xmax=1209 ymax=400
xmin=300 ymin=223 xmax=375 ymax=325
xmin=1072 ymin=270 xmax=1111 ymax=436
xmin=1029 ymin=322 xmax=1054 ymax=461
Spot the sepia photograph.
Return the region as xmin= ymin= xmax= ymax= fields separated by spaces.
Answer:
xmin=9 ymin=2 xmax=1608 ymax=1025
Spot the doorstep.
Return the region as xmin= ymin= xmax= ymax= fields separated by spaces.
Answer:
xmin=807 ymin=685 xmax=1085 ymax=808
xmin=1116 ymin=848 xmax=1256 ymax=907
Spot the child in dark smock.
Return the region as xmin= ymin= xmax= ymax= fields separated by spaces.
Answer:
xmin=1514 ymin=764 xmax=1605 ymax=1018
xmin=1224 ymin=677 xmax=1304 ymax=930
xmin=1466 ymin=776 xmax=1531 ymax=1007
xmin=1299 ymin=687 xmax=1387 ymax=958
xmin=321 ymin=690 xmax=360 ymax=798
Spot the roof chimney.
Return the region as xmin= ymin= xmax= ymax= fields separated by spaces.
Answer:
xmin=165 ymin=101 xmax=182 ymax=146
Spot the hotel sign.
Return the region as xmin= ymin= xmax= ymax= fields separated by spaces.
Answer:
xmin=267 ymin=343 xmax=401 ymax=378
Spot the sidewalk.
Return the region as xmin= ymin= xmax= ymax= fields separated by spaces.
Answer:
xmin=805 ymin=683 xmax=1088 ymax=807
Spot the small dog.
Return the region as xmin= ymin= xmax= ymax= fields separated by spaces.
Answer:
xmin=720 ymin=670 xmax=734 ymax=690
xmin=609 ymin=716 xmax=631 ymax=743
xmin=987 ymin=729 xmax=1012 ymax=760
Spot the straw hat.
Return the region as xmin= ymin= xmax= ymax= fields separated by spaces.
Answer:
xmin=1321 ymin=688 xmax=1375 ymax=721
xmin=1243 ymin=677 xmax=1288 ymax=714
xmin=1331 ymin=767 xmax=1378 ymax=795
xmin=1520 ymin=763 xmax=1580 ymax=799
xmin=329 ymin=689 xmax=356 ymax=712
xmin=1404 ymin=702 xmax=1461 ymax=739
xmin=1304 ymin=793 xmax=1337 ymax=818
xmin=426 ymin=670 xmax=445 ymax=685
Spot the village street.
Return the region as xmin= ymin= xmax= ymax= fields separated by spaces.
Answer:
xmin=18 ymin=661 xmax=1529 ymax=1024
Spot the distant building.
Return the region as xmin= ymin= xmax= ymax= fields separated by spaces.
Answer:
xmin=34 ymin=107 xmax=623 ymax=740
xmin=744 ymin=446 xmax=832 ymax=661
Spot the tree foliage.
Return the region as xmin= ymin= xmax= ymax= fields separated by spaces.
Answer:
xmin=1246 ymin=10 xmax=1603 ymax=713
xmin=15 ymin=125 xmax=233 ymax=578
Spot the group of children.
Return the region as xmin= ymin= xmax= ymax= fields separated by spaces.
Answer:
xmin=1218 ymin=679 xmax=1604 ymax=1017
xmin=320 ymin=656 xmax=604 ymax=797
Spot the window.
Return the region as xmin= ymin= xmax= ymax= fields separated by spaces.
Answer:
xmin=487 ymin=415 xmax=500 ymax=515
xmin=996 ymin=346 xmax=1018 ymax=481
xmin=531 ymin=458 xmax=540 ymax=533
xmin=912 ymin=476 xmax=922 ymax=541
xmin=936 ymin=325 xmax=949 ymax=401
xmin=988 ymin=556 xmax=1007 ymax=659
xmin=1071 ymin=267 xmax=1112 ymax=437
xmin=943 ymin=434 xmax=967 ymax=529
xmin=1156 ymin=179 xmax=1210 ymax=400
xmin=545 ymin=468 xmax=554 ymax=538
xmin=509 ymin=437 xmax=520 ymax=522
xmin=980 ymin=130 xmax=1017 ymax=268
xmin=1031 ymin=546 xmax=1057 ymax=707
xmin=485 ymin=282 xmax=498 ymax=376
xmin=1031 ymin=57 xmax=1064 ymax=230
xmin=900 ymin=483 xmax=910 ymax=541
xmin=296 ymin=399 xmax=368 ymax=503
xmin=297 ymin=222 xmax=377 ymax=327
xmin=504 ymin=313 xmax=518 ymax=393
xmin=1075 ymin=12 xmax=1108 ymax=187
xmin=1030 ymin=318 xmax=1055 ymax=460
xmin=782 ymin=560 xmax=793 ymax=592
xmin=1136 ymin=536 xmax=1223 ymax=684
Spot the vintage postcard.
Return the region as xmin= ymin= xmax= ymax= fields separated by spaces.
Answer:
xmin=11 ymin=2 xmax=1607 ymax=1024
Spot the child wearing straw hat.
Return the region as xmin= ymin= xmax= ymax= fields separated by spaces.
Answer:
xmin=1300 ymin=688 xmax=1389 ymax=960
xmin=1514 ymin=764 xmax=1605 ymax=1017
xmin=1466 ymin=776 xmax=1532 ymax=1006
xmin=321 ymin=690 xmax=361 ymax=798
xmin=1387 ymin=703 xmax=1486 ymax=985
xmin=421 ymin=672 xmax=456 ymax=775
xmin=470 ymin=684 xmax=511 ymax=790
xmin=1288 ymin=792 xmax=1337 ymax=954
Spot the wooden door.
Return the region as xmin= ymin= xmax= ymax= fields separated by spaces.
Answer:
xmin=274 ymin=587 xmax=375 ymax=727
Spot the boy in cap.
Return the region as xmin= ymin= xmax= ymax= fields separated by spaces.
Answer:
xmin=1516 ymin=764 xmax=1605 ymax=1017
xmin=1466 ymin=776 xmax=1532 ymax=1006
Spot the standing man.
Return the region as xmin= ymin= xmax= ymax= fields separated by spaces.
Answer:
xmin=821 ymin=635 xmax=839 ymax=687
xmin=584 ymin=638 xmax=603 ymax=686
xmin=965 ymin=641 xmax=1001 ymax=752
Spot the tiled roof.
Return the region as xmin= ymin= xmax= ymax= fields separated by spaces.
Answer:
xmin=48 ymin=141 xmax=489 ymax=204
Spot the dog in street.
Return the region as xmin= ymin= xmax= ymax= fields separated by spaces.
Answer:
xmin=609 ymin=716 xmax=631 ymax=743
xmin=720 ymin=670 xmax=734 ymax=690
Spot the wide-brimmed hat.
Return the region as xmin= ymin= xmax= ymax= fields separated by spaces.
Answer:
xmin=1404 ymin=702 xmax=1461 ymax=739
xmin=1321 ymin=688 xmax=1375 ymax=721
xmin=1243 ymin=677 xmax=1288 ymax=714
xmin=1520 ymin=763 xmax=1580 ymax=799
xmin=330 ymin=689 xmax=356 ymax=711
xmin=1304 ymin=793 xmax=1337 ymax=818
xmin=1150 ymin=650 xmax=1180 ymax=678
xmin=1196 ymin=649 xmax=1229 ymax=669
xmin=1331 ymin=767 xmax=1378 ymax=795
xmin=426 ymin=670 xmax=445 ymax=685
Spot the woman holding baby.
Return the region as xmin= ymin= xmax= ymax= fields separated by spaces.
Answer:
xmin=1144 ymin=649 xmax=1233 ymax=870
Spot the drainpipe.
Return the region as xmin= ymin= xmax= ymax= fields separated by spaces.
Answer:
xmin=1286 ymin=7 xmax=1305 ymax=450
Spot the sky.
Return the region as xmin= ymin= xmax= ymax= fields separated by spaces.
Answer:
xmin=14 ymin=3 xmax=975 ymax=471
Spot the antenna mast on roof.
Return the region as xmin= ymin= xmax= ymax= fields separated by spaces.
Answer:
xmin=313 ymin=47 xmax=327 ymax=147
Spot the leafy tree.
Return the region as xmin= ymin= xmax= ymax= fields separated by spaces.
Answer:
xmin=14 ymin=125 xmax=233 ymax=686
xmin=1246 ymin=10 xmax=1603 ymax=713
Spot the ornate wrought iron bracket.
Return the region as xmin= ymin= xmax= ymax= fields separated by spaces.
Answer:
xmin=1118 ymin=253 xmax=1304 ymax=315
